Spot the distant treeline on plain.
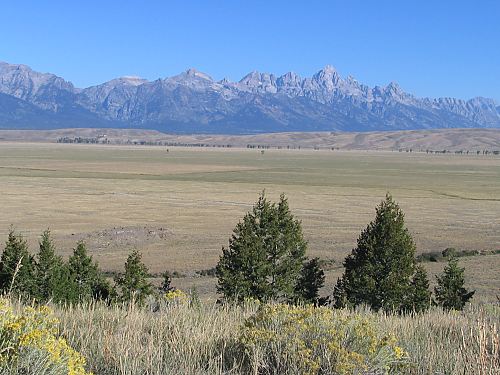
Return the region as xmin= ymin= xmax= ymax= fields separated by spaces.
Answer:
xmin=56 ymin=136 xmax=500 ymax=154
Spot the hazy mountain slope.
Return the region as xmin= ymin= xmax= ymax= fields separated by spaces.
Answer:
xmin=1 ymin=128 xmax=499 ymax=151
xmin=0 ymin=61 xmax=498 ymax=133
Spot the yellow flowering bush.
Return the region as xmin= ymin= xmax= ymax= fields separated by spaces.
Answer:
xmin=0 ymin=298 xmax=92 ymax=375
xmin=239 ymin=303 xmax=408 ymax=375
xmin=163 ymin=289 xmax=188 ymax=304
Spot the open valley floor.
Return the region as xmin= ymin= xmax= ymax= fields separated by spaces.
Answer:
xmin=0 ymin=142 xmax=499 ymax=300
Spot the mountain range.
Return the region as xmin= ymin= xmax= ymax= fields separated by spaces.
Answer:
xmin=1 ymin=61 xmax=499 ymax=133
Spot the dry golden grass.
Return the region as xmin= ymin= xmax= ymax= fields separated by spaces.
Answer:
xmin=0 ymin=142 xmax=498 ymax=300
xmin=49 ymin=299 xmax=499 ymax=375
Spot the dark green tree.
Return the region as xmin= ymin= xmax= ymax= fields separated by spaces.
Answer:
xmin=68 ymin=241 xmax=110 ymax=302
xmin=0 ymin=228 xmax=37 ymax=297
xmin=49 ymin=264 xmax=79 ymax=304
xmin=294 ymin=257 xmax=326 ymax=305
xmin=406 ymin=265 xmax=432 ymax=313
xmin=35 ymin=229 xmax=64 ymax=301
xmin=114 ymin=250 xmax=153 ymax=304
xmin=159 ymin=271 xmax=173 ymax=293
xmin=216 ymin=192 xmax=308 ymax=302
xmin=434 ymin=257 xmax=474 ymax=310
xmin=332 ymin=194 xmax=417 ymax=312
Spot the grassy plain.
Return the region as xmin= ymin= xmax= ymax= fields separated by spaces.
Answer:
xmin=0 ymin=142 xmax=498 ymax=300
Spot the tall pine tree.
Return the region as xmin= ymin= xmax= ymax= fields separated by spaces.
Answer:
xmin=68 ymin=241 xmax=110 ymax=302
xmin=35 ymin=229 xmax=64 ymax=301
xmin=216 ymin=192 xmax=310 ymax=302
xmin=332 ymin=194 xmax=419 ymax=312
xmin=114 ymin=250 xmax=153 ymax=305
xmin=0 ymin=228 xmax=37 ymax=297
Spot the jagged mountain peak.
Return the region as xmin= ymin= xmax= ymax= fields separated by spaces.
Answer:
xmin=276 ymin=71 xmax=303 ymax=89
xmin=0 ymin=61 xmax=73 ymax=87
xmin=0 ymin=60 xmax=498 ymax=133
xmin=85 ymin=76 xmax=148 ymax=91
xmin=384 ymin=81 xmax=406 ymax=96
xmin=321 ymin=64 xmax=337 ymax=73
xmin=0 ymin=61 xmax=39 ymax=73
xmin=312 ymin=65 xmax=342 ymax=90
xmin=239 ymin=70 xmax=275 ymax=82
xmin=238 ymin=71 xmax=277 ymax=93
xmin=467 ymin=96 xmax=498 ymax=107
xmin=181 ymin=68 xmax=213 ymax=81
xmin=0 ymin=61 xmax=75 ymax=111
xmin=280 ymin=71 xmax=301 ymax=80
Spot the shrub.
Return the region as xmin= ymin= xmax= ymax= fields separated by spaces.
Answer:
xmin=114 ymin=250 xmax=153 ymax=305
xmin=163 ymin=289 xmax=188 ymax=305
xmin=239 ymin=303 xmax=408 ymax=374
xmin=0 ymin=298 xmax=92 ymax=375
xmin=294 ymin=258 xmax=327 ymax=305
xmin=435 ymin=257 xmax=475 ymax=310
xmin=406 ymin=265 xmax=432 ymax=313
xmin=442 ymin=247 xmax=457 ymax=259
xmin=68 ymin=242 xmax=111 ymax=302
xmin=159 ymin=270 xmax=174 ymax=293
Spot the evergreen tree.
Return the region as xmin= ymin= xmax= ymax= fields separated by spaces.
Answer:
xmin=68 ymin=241 xmax=109 ymax=302
xmin=0 ymin=228 xmax=37 ymax=297
xmin=49 ymin=264 xmax=79 ymax=304
xmin=35 ymin=229 xmax=64 ymax=301
xmin=216 ymin=192 xmax=307 ymax=302
xmin=159 ymin=271 xmax=173 ymax=293
xmin=332 ymin=194 xmax=417 ymax=312
xmin=92 ymin=275 xmax=114 ymax=302
xmin=332 ymin=277 xmax=348 ymax=309
xmin=114 ymin=250 xmax=153 ymax=304
xmin=434 ymin=256 xmax=474 ymax=310
xmin=406 ymin=265 xmax=432 ymax=313
xmin=294 ymin=257 xmax=326 ymax=305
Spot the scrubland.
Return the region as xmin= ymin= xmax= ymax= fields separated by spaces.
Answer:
xmin=2 ymin=295 xmax=499 ymax=375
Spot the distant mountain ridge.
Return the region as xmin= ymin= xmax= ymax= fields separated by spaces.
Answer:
xmin=0 ymin=61 xmax=499 ymax=133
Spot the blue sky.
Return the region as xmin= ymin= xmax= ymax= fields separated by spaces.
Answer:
xmin=1 ymin=1 xmax=499 ymax=101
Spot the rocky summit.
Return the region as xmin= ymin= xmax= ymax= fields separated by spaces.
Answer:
xmin=0 ymin=61 xmax=499 ymax=133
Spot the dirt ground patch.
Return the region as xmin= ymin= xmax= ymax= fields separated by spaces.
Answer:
xmin=63 ymin=225 xmax=173 ymax=253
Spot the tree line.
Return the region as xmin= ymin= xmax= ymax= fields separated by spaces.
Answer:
xmin=0 ymin=193 xmax=474 ymax=312
xmin=0 ymin=229 xmax=172 ymax=305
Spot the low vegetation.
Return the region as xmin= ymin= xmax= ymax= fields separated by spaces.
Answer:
xmin=2 ymin=296 xmax=499 ymax=375
xmin=0 ymin=194 xmax=497 ymax=374
xmin=416 ymin=248 xmax=500 ymax=263
xmin=0 ymin=299 xmax=91 ymax=375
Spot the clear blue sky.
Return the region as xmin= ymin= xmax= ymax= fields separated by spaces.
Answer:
xmin=1 ymin=1 xmax=499 ymax=101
